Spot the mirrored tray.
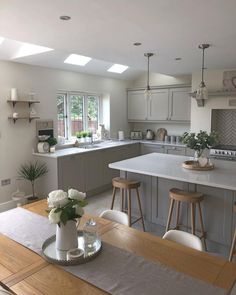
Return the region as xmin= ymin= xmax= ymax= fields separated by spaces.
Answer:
xmin=42 ymin=230 xmax=102 ymax=266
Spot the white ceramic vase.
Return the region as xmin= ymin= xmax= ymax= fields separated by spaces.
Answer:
xmin=56 ymin=220 xmax=78 ymax=250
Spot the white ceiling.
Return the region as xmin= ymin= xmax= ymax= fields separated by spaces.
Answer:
xmin=0 ymin=0 xmax=236 ymax=79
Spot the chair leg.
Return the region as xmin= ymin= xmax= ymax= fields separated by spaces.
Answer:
xmin=197 ymin=202 xmax=207 ymax=251
xmin=136 ymin=188 xmax=145 ymax=232
xmin=121 ymin=189 xmax=124 ymax=212
xmin=175 ymin=201 xmax=180 ymax=230
xmin=191 ymin=203 xmax=195 ymax=235
xmin=229 ymin=229 xmax=236 ymax=261
xmin=166 ymin=199 xmax=175 ymax=232
xmin=128 ymin=189 xmax=132 ymax=227
xmin=110 ymin=187 xmax=117 ymax=210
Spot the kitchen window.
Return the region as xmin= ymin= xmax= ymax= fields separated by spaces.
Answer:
xmin=57 ymin=92 xmax=101 ymax=139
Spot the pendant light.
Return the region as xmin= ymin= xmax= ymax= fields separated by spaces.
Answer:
xmin=195 ymin=44 xmax=210 ymax=107
xmin=144 ymin=53 xmax=154 ymax=99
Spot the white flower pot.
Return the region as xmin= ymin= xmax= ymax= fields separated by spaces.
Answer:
xmin=56 ymin=220 xmax=78 ymax=250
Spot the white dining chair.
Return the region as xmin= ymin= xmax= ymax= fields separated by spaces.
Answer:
xmin=99 ymin=209 xmax=129 ymax=226
xmin=0 ymin=285 xmax=14 ymax=295
xmin=162 ymin=229 xmax=203 ymax=251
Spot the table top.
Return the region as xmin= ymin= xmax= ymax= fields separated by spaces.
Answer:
xmin=109 ymin=152 xmax=236 ymax=190
xmin=0 ymin=200 xmax=235 ymax=294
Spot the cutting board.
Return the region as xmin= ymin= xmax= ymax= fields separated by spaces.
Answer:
xmin=156 ymin=128 xmax=167 ymax=141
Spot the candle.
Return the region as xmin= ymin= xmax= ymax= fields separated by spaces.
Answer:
xmin=11 ymin=88 xmax=18 ymax=100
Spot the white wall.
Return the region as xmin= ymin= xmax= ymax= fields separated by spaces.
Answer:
xmin=0 ymin=60 xmax=130 ymax=203
xmin=191 ymin=68 xmax=236 ymax=132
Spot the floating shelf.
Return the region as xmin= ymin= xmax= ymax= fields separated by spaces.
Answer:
xmin=8 ymin=116 xmax=40 ymax=123
xmin=189 ymin=91 xmax=236 ymax=99
xmin=7 ymin=100 xmax=40 ymax=107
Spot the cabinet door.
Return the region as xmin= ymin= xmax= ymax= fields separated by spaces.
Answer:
xmin=58 ymin=155 xmax=85 ymax=192
xmin=84 ymin=151 xmax=103 ymax=192
xmin=148 ymin=89 xmax=169 ymax=121
xmin=141 ymin=144 xmax=165 ymax=155
xmin=128 ymin=91 xmax=147 ymax=121
xmin=169 ymin=88 xmax=191 ymax=121
xmin=165 ymin=146 xmax=185 ymax=155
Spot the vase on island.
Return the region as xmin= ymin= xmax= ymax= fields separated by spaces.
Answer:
xmin=56 ymin=220 xmax=78 ymax=251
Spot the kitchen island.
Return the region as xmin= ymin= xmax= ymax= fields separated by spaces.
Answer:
xmin=109 ymin=153 xmax=236 ymax=257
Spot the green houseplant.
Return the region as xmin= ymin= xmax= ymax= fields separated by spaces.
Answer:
xmin=181 ymin=130 xmax=218 ymax=159
xmin=46 ymin=137 xmax=57 ymax=147
xmin=18 ymin=161 xmax=48 ymax=200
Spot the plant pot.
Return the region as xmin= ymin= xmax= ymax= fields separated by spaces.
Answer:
xmin=50 ymin=146 xmax=56 ymax=153
xmin=56 ymin=220 xmax=78 ymax=250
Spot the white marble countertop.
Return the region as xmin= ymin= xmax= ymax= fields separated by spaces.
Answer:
xmin=109 ymin=153 xmax=236 ymax=191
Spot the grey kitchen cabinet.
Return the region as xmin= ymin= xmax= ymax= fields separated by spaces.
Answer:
xmin=127 ymin=86 xmax=191 ymax=122
xmin=141 ymin=143 xmax=165 ymax=155
xmin=58 ymin=154 xmax=85 ymax=192
xmin=165 ymin=146 xmax=185 ymax=155
xmin=127 ymin=90 xmax=147 ymax=121
xmin=147 ymin=89 xmax=169 ymax=121
xmin=169 ymin=88 xmax=191 ymax=121
xmin=84 ymin=151 xmax=103 ymax=192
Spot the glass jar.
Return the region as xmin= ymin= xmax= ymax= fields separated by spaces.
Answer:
xmin=83 ymin=219 xmax=99 ymax=254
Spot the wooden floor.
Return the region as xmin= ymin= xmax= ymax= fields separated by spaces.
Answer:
xmin=0 ymin=199 xmax=234 ymax=294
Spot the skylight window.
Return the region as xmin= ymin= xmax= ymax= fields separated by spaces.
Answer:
xmin=107 ymin=64 xmax=129 ymax=74
xmin=64 ymin=54 xmax=92 ymax=66
xmin=13 ymin=43 xmax=53 ymax=59
xmin=0 ymin=37 xmax=5 ymax=45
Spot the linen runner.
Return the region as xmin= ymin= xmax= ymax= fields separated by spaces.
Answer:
xmin=0 ymin=207 xmax=227 ymax=295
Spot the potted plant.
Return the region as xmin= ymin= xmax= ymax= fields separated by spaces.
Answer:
xmin=46 ymin=137 xmax=57 ymax=152
xmin=76 ymin=131 xmax=82 ymax=142
xmin=81 ymin=131 xmax=87 ymax=142
xmin=181 ymin=130 xmax=218 ymax=163
xmin=18 ymin=161 xmax=48 ymax=200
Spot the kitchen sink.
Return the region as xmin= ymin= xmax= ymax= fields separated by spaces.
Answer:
xmin=79 ymin=144 xmax=101 ymax=149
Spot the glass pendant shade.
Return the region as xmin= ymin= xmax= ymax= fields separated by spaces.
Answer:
xmin=196 ymin=81 xmax=208 ymax=100
xmin=144 ymin=53 xmax=154 ymax=100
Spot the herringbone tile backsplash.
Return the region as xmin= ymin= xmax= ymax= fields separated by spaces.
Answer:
xmin=212 ymin=109 xmax=236 ymax=145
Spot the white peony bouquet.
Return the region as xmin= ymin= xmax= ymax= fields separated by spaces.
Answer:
xmin=47 ymin=189 xmax=87 ymax=226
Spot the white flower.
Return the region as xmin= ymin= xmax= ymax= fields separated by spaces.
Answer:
xmin=75 ymin=205 xmax=84 ymax=217
xmin=68 ymin=189 xmax=86 ymax=201
xmin=48 ymin=208 xmax=62 ymax=224
xmin=47 ymin=190 xmax=69 ymax=208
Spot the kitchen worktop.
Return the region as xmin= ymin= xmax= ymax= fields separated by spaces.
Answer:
xmin=33 ymin=140 xmax=185 ymax=158
xmin=109 ymin=152 xmax=236 ymax=191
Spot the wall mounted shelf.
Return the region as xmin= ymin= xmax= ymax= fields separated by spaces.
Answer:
xmin=8 ymin=116 xmax=40 ymax=124
xmin=7 ymin=100 xmax=40 ymax=107
xmin=189 ymin=90 xmax=236 ymax=98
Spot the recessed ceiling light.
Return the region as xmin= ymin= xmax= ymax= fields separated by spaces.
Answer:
xmin=0 ymin=37 xmax=5 ymax=45
xmin=64 ymin=54 xmax=92 ymax=66
xmin=133 ymin=42 xmax=142 ymax=46
xmin=13 ymin=43 xmax=54 ymax=59
xmin=60 ymin=15 xmax=71 ymax=20
xmin=108 ymin=64 xmax=129 ymax=74
xmin=175 ymin=57 xmax=182 ymax=61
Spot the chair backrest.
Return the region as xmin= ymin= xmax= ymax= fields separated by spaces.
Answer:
xmin=162 ymin=230 xmax=203 ymax=251
xmin=99 ymin=210 xmax=129 ymax=226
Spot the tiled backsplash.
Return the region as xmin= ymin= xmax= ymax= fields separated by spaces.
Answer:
xmin=212 ymin=109 xmax=236 ymax=145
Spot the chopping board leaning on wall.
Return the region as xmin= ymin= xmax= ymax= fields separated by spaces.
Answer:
xmin=156 ymin=128 xmax=167 ymax=141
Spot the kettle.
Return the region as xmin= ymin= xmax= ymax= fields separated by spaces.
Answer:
xmin=146 ymin=129 xmax=154 ymax=140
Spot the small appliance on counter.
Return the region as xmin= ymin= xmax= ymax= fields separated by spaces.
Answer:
xmin=130 ymin=131 xmax=142 ymax=140
xmin=118 ymin=131 xmax=125 ymax=141
xmin=146 ymin=129 xmax=154 ymax=140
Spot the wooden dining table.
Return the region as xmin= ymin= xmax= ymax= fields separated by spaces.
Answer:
xmin=0 ymin=199 xmax=235 ymax=295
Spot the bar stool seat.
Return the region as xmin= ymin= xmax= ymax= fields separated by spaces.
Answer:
xmin=166 ymin=188 xmax=206 ymax=250
xmin=229 ymin=202 xmax=236 ymax=261
xmin=111 ymin=177 xmax=145 ymax=231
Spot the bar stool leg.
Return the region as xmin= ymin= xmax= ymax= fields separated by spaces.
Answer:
xmin=197 ymin=202 xmax=207 ymax=251
xmin=175 ymin=201 xmax=180 ymax=230
xmin=135 ymin=188 xmax=145 ymax=232
xmin=191 ymin=203 xmax=195 ymax=235
xmin=128 ymin=189 xmax=132 ymax=227
xmin=229 ymin=229 xmax=236 ymax=261
xmin=110 ymin=187 xmax=117 ymax=210
xmin=166 ymin=199 xmax=175 ymax=232
xmin=121 ymin=189 xmax=124 ymax=212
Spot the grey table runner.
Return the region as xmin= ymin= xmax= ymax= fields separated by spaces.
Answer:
xmin=0 ymin=207 xmax=227 ymax=295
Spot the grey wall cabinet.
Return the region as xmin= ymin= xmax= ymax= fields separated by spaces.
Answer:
xmin=127 ymin=86 xmax=191 ymax=122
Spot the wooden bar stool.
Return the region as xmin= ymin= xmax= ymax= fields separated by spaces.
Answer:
xmin=166 ymin=188 xmax=207 ymax=250
xmin=110 ymin=177 xmax=145 ymax=231
xmin=229 ymin=202 xmax=236 ymax=261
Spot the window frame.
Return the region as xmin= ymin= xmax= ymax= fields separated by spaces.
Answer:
xmin=57 ymin=91 xmax=101 ymax=140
